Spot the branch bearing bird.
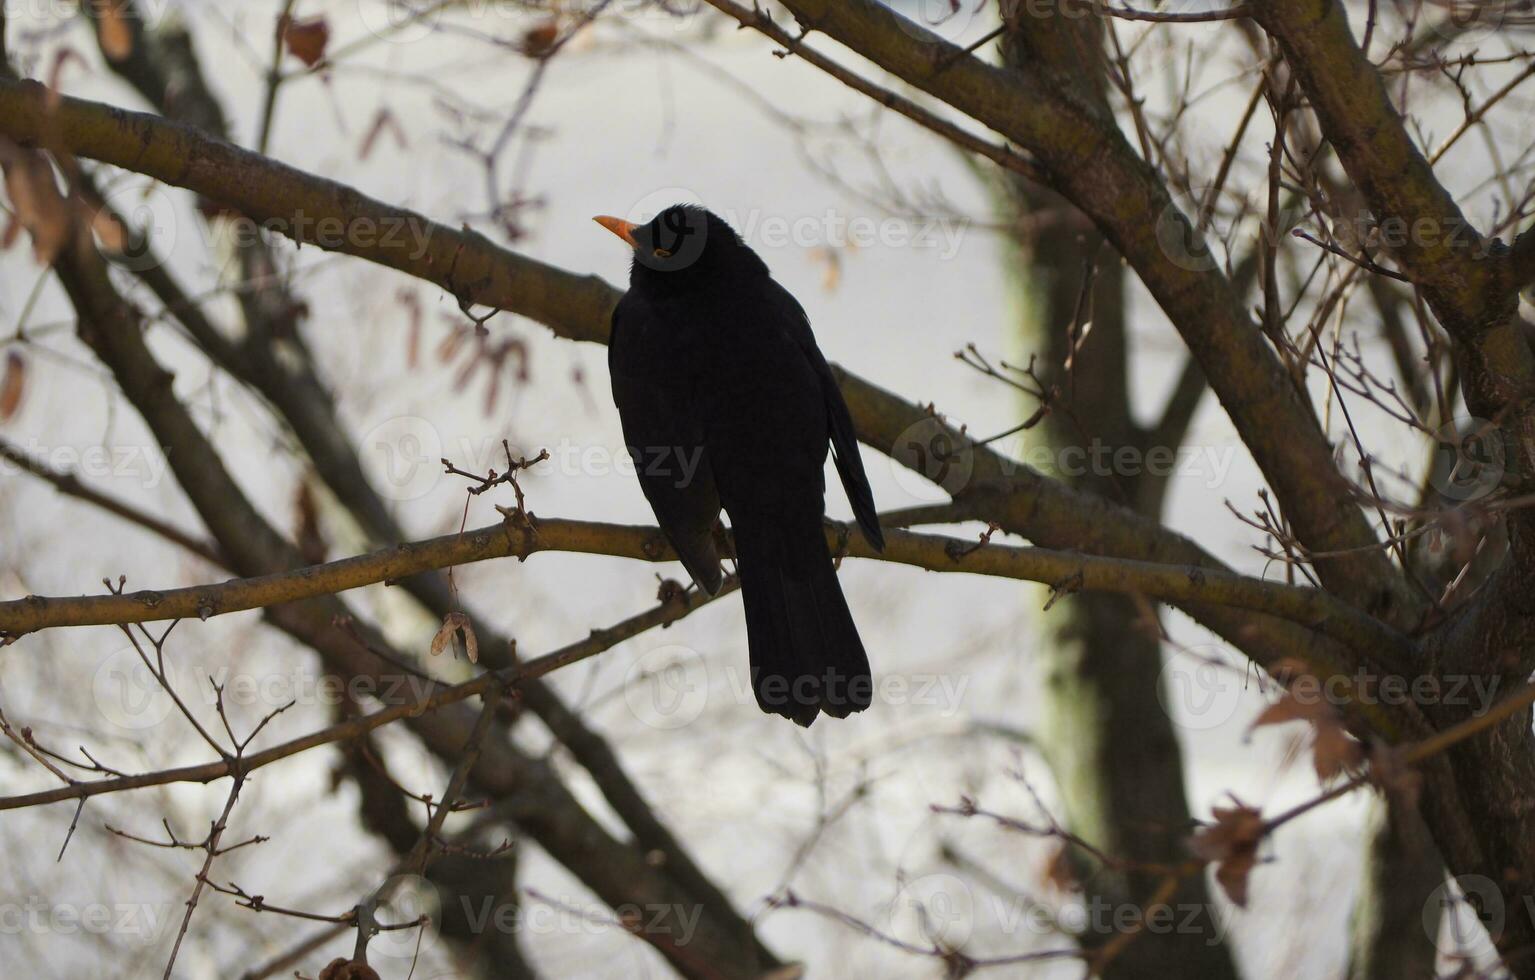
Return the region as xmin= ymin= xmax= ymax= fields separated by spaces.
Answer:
xmin=596 ymin=204 xmax=885 ymax=726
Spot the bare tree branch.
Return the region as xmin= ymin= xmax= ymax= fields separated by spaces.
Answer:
xmin=0 ymin=586 xmax=725 ymax=813
xmin=0 ymin=511 xmax=1416 ymax=667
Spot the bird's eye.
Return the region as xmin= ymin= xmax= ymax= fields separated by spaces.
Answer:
xmin=653 ymin=247 xmax=672 ymax=258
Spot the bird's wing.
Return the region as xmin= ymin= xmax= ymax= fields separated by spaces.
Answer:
xmin=609 ymin=292 xmax=724 ymax=594
xmin=764 ymin=281 xmax=885 ymax=551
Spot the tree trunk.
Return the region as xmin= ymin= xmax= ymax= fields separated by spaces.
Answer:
xmin=999 ymin=15 xmax=1236 ymax=976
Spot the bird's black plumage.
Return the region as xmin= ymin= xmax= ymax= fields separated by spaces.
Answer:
xmin=602 ymin=204 xmax=883 ymax=726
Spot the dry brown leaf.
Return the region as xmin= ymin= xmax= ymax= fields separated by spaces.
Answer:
xmin=430 ymin=612 xmax=478 ymax=663
xmin=0 ymin=351 xmax=25 ymax=422
xmin=281 ymin=15 xmax=331 ymax=68
xmin=1042 ymin=840 xmax=1078 ymax=893
xmin=1250 ymin=687 xmax=1363 ymax=783
xmin=318 ymin=959 xmax=380 ymax=980
xmin=520 ymin=20 xmax=560 ymax=58
xmin=462 ymin=618 xmax=479 ymax=664
xmin=1213 ymin=849 xmax=1258 ymax=908
xmin=429 ymin=614 xmax=458 ymax=658
xmin=1311 ymin=715 xmax=1365 ymax=782
xmin=0 ymin=139 xmax=73 ymax=265
xmin=1249 ymin=691 xmax=1318 ymax=731
xmin=1189 ymin=802 xmax=1264 ymax=907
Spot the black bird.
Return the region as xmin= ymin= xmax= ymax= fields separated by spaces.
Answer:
xmin=596 ymin=204 xmax=884 ymax=726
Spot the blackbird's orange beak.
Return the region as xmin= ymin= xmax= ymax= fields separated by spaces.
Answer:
xmin=593 ymin=215 xmax=639 ymax=248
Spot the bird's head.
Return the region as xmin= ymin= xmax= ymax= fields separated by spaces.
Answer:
xmin=593 ymin=204 xmax=766 ymax=290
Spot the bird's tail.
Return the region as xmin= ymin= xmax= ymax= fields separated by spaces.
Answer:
xmin=734 ymin=521 xmax=872 ymax=726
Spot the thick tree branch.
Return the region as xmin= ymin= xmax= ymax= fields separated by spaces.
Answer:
xmin=0 ymin=514 xmax=1415 ymax=674
xmin=0 ymin=77 xmax=616 ymax=342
